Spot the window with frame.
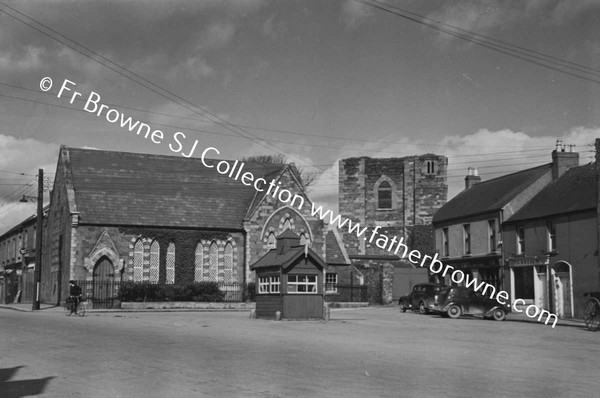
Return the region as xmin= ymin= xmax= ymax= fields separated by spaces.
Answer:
xmin=266 ymin=232 xmax=276 ymax=250
xmin=325 ymin=273 xmax=338 ymax=293
xmin=547 ymin=221 xmax=556 ymax=252
xmin=149 ymin=240 xmax=160 ymax=283
xmin=133 ymin=239 xmax=144 ymax=282
xmin=223 ymin=242 xmax=233 ymax=283
xmin=377 ymin=180 xmax=392 ymax=209
xmin=442 ymin=228 xmax=449 ymax=257
xmin=426 ymin=160 xmax=436 ymax=174
xmin=166 ymin=242 xmax=175 ymax=284
xmin=517 ymin=225 xmax=525 ymax=254
xmin=299 ymin=232 xmax=309 ymax=246
xmin=194 ymin=243 xmax=203 ymax=282
xmin=208 ymin=242 xmax=219 ymax=282
xmin=287 ymin=275 xmax=318 ymax=293
xmin=258 ymin=275 xmax=280 ymax=294
xmin=488 ymin=220 xmax=497 ymax=252
xmin=463 ymin=224 xmax=471 ymax=255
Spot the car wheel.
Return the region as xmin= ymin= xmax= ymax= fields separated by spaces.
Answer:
xmin=419 ymin=301 xmax=428 ymax=314
xmin=492 ymin=308 xmax=506 ymax=321
xmin=447 ymin=305 xmax=462 ymax=319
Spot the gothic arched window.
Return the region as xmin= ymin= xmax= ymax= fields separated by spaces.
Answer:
xmin=209 ymin=242 xmax=219 ymax=282
xmin=166 ymin=242 xmax=175 ymax=284
xmin=377 ymin=180 xmax=392 ymax=209
xmin=224 ymin=242 xmax=233 ymax=283
xmin=194 ymin=243 xmax=204 ymax=282
xmin=133 ymin=239 xmax=144 ymax=282
xmin=149 ymin=240 xmax=160 ymax=283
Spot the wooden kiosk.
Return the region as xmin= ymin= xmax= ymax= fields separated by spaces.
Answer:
xmin=250 ymin=230 xmax=325 ymax=320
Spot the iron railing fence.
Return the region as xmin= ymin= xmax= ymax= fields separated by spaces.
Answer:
xmin=75 ymin=280 xmax=367 ymax=309
xmin=325 ymin=284 xmax=368 ymax=302
xmin=76 ymin=280 xmax=255 ymax=308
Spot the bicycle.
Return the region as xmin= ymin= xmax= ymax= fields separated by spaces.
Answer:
xmin=64 ymin=296 xmax=86 ymax=317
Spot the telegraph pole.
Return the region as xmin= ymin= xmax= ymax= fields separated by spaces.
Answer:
xmin=32 ymin=169 xmax=43 ymax=310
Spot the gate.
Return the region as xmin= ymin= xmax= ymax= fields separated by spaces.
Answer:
xmin=93 ymin=256 xmax=117 ymax=309
xmin=392 ymin=267 xmax=429 ymax=301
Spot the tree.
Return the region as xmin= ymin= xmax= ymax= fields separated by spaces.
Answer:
xmin=241 ymin=154 xmax=318 ymax=189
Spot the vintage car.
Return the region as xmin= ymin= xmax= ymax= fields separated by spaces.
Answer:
xmin=398 ymin=283 xmax=446 ymax=314
xmin=431 ymin=286 xmax=510 ymax=321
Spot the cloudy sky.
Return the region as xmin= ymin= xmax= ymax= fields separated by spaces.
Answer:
xmin=1 ymin=0 xmax=599 ymax=233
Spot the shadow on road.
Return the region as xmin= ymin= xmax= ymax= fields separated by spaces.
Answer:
xmin=0 ymin=366 xmax=54 ymax=397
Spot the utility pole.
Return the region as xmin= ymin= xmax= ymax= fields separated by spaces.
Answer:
xmin=32 ymin=169 xmax=43 ymax=310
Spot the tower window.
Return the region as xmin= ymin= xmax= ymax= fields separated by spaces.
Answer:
xmin=426 ymin=160 xmax=436 ymax=174
xmin=377 ymin=181 xmax=392 ymax=209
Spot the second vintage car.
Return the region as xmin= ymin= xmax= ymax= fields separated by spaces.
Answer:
xmin=431 ymin=286 xmax=510 ymax=321
xmin=398 ymin=283 xmax=446 ymax=314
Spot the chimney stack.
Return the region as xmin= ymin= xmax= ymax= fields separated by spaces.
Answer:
xmin=465 ymin=167 xmax=481 ymax=190
xmin=552 ymin=140 xmax=579 ymax=180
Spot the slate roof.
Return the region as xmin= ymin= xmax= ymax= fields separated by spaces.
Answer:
xmin=250 ymin=245 xmax=328 ymax=271
xmin=506 ymin=163 xmax=596 ymax=223
xmin=325 ymin=229 xmax=351 ymax=265
xmin=433 ymin=163 xmax=552 ymax=224
xmin=62 ymin=146 xmax=286 ymax=229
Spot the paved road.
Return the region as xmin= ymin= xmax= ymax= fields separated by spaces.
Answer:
xmin=1 ymin=307 xmax=599 ymax=398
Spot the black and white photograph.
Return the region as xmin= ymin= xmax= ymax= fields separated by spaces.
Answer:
xmin=1 ymin=1 xmax=600 ymax=397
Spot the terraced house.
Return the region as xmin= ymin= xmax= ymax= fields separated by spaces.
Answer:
xmin=40 ymin=146 xmax=350 ymax=307
xmin=432 ymin=146 xmax=600 ymax=319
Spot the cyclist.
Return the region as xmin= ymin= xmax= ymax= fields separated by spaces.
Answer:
xmin=67 ymin=280 xmax=82 ymax=311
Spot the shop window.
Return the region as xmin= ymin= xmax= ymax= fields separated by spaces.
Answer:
xmin=480 ymin=268 xmax=499 ymax=289
xmin=513 ymin=267 xmax=534 ymax=300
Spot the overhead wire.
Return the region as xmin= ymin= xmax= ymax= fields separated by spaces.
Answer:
xmin=360 ymin=0 xmax=600 ymax=85
xmin=0 ymin=85 xmax=558 ymax=167
xmin=0 ymin=2 xmax=314 ymax=171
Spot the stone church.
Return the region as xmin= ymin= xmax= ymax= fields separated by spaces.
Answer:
xmin=338 ymin=154 xmax=448 ymax=303
xmin=40 ymin=146 xmax=349 ymax=305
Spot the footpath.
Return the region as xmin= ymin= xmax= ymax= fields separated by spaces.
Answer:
xmin=0 ymin=302 xmax=254 ymax=313
xmin=0 ymin=302 xmax=588 ymax=329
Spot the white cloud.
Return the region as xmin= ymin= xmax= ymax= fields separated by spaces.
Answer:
xmin=0 ymin=46 xmax=45 ymax=71
xmin=427 ymin=0 xmax=600 ymax=45
xmin=309 ymin=126 xmax=600 ymax=212
xmin=200 ymin=21 xmax=236 ymax=49
xmin=341 ymin=0 xmax=374 ymax=29
xmin=167 ymin=56 xmax=214 ymax=81
xmin=0 ymin=135 xmax=58 ymax=235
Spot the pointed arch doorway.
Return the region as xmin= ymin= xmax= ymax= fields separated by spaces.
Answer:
xmin=93 ymin=256 xmax=115 ymax=309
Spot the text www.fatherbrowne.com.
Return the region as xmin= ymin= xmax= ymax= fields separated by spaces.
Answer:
xmin=41 ymin=76 xmax=558 ymax=328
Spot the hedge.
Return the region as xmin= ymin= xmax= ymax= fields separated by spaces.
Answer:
xmin=118 ymin=281 xmax=226 ymax=302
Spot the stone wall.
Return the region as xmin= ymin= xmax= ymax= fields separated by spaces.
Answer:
xmin=338 ymin=154 xmax=447 ymax=303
